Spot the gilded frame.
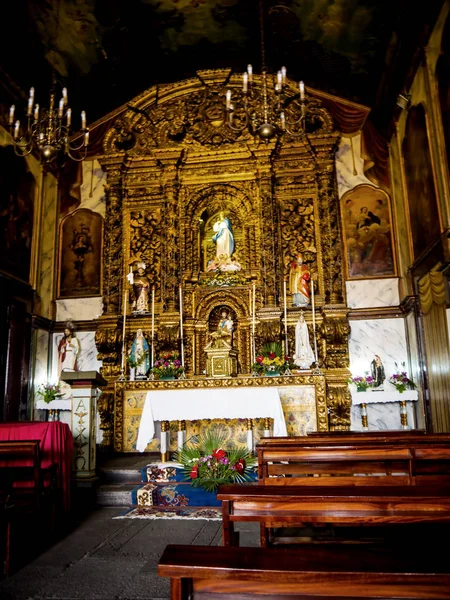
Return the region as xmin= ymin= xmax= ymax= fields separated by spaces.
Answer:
xmin=340 ymin=184 xmax=397 ymax=280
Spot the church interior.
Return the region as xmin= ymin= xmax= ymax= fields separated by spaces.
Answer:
xmin=1 ymin=0 xmax=450 ymax=595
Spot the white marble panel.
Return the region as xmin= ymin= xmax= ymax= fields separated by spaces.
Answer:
xmin=39 ymin=174 xmax=59 ymax=319
xmin=406 ymin=311 xmax=426 ymax=429
xmin=335 ymin=134 xmax=375 ymax=198
xmin=351 ymin=401 xmax=417 ymax=431
xmin=348 ymin=318 xmax=408 ymax=384
xmin=51 ymin=331 xmax=102 ymax=383
xmin=79 ymin=159 xmax=106 ymax=216
xmin=346 ymin=278 xmax=400 ymax=309
xmin=56 ymin=297 xmax=103 ymax=321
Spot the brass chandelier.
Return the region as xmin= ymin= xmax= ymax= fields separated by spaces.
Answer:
xmin=225 ymin=0 xmax=307 ymax=141
xmin=7 ymin=0 xmax=88 ymax=164
xmin=8 ymin=83 xmax=89 ymax=164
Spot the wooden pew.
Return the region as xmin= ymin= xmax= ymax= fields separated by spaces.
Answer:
xmin=0 ymin=440 xmax=58 ymax=524
xmin=158 ymin=543 xmax=450 ymax=599
xmin=216 ymin=484 xmax=450 ymax=547
xmin=256 ymin=434 xmax=450 ymax=486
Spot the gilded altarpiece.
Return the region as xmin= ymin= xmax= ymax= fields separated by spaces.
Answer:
xmin=94 ymin=71 xmax=351 ymax=451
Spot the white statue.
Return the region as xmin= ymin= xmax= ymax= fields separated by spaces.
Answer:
xmin=293 ymin=311 xmax=315 ymax=370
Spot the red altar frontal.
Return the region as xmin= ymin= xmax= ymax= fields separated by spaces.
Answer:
xmin=114 ymin=374 xmax=327 ymax=453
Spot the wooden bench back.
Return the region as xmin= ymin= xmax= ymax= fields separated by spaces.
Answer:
xmin=0 ymin=440 xmax=42 ymax=509
xmin=158 ymin=543 xmax=450 ymax=599
xmin=256 ymin=435 xmax=450 ymax=487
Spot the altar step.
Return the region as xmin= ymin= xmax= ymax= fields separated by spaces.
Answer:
xmin=95 ymin=454 xmax=158 ymax=507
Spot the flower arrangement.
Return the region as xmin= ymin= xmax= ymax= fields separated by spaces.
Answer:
xmin=389 ymin=363 xmax=416 ymax=393
xmin=151 ymin=351 xmax=184 ymax=379
xmin=252 ymin=341 xmax=290 ymax=375
xmin=347 ymin=373 xmax=375 ymax=392
xmin=174 ymin=426 xmax=257 ymax=493
xmin=36 ymin=382 xmax=63 ymax=404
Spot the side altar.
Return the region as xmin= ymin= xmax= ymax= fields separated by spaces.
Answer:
xmin=115 ymin=374 xmax=327 ymax=454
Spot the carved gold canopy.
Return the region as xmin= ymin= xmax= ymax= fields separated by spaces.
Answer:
xmin=94 ymin=70 xmax=352 ymax=448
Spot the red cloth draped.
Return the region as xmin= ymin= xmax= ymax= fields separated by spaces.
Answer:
xmin=0 ymin=422 xmax=73 ymax=511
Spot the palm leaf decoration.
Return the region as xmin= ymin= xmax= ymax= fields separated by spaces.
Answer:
xmin=261 ymin=341 xmax=283 ymax=357
xmin=173 ymin=426 xmax=257 ymax=493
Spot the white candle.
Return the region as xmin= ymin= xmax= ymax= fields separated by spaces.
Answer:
xmin=281 ymin=66 xmax=287 ymax=83
xmin=14 ymin=120 xmax=20 ymax=139
xmin=34 ymin=104 xmax=39 ymax=121
xmin=226 ymin=89 xmax=231 ymax=110
xmin=81 ymin=110 xmax=86 ymax=129
xmin=58 ymin=98 xmax=64 ymax=118
xmin=66 ymin=108 xmax=72 ymax=128
xmin=9 ymin=105 xmax=15 ymax=125
xmin=151 ymin=286 xmax=155 ymax=366
xmin=252 ymin=283 xmax=256 ymax=364
xmin=283 ymin=278 xmax=288 ymax=357
xmin=311 ymin=279 xmax=318 ymax=365
xmin=299 ymin=81 xmax=305 ymax=101
xmin=179 ymin=285 xmax=184 ymax=367
xmin=84 ymin=129 xmax=89 ymax=146
xmin=243 ymin=72 xmax=248 ymax=93
xmin=247 ymin=64 xmax=253 ymax=82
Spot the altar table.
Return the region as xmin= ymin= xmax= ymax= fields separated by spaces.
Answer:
xmin=136 ymin=387 xmax=288 ymax=453
xmin=0 ymin=421 xmax=73 ymax=511
xmin=351 ymin=390 xmax=419 ymax=431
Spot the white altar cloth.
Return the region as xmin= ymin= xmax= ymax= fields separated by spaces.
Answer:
xmin=351 ymin=390 xmax=418 ymax=405
xmin=35 ymin=399 xmax=72 ymax=410
xmin=136 ymin=387 xmax=288 ymax=452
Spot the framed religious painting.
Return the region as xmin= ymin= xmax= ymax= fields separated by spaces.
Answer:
xmin=340 ymin=183 xmax=396 ymax=279
xmin=57 ymin=208 xmax=103 ymax=298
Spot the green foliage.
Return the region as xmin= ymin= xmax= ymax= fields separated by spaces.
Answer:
xmin=174 ymin=426 xmax=257 ymax=493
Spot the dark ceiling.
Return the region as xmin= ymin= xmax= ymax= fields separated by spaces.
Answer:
xmin=0 ymin=0 xmax=445 ymax=131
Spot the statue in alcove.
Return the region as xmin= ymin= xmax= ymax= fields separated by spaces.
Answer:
xmin=207 ymin=213 xmax=243 ymax=273
xmin=204 ymin=306 xmax=238 ymax=377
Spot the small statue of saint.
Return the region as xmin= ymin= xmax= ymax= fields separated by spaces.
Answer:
xmin=371 ymin=354 xmax=385 ymax=390
xmin=128 ymin=262 xmax=151 ymax=314
xmin=212 ymin=213 xmax=234 ymax=259
xmin=58 ymin=321 xmax=81 ymax=376
xmin=289 ymin=254 xmax=310 ymax=307
xmin=293 ymin=312 xmax=315 ymax=370
xmin=129 ymin=329 xmax=150 ymax=379
xmin=210 ymin=309 xmax=234 ymax=345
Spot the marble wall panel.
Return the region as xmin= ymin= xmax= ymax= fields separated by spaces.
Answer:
xmin=349 ymin=318 xmax=408 ymax=383
xmin=56 ymin=297 xmax=103 ymax=322
xmin=346 ymin=279 xmax=400 ymax=309
xmin=335 ymin=134 xmax=375 ymax=198
xmin=51 ymin=331 xmax=102 ymax=382
xmin=79 ymin=159 xmax=106 ymax=216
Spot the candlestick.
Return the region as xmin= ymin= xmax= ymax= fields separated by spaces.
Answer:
xmin=283 ymin=278 xmax=288 ymax=357
xmin=151 ymin=286 xmax=155 ymax=366
xmin=179 ymin=285 xmax=184 ymax=367
xmin=252 ymin=283 xmax=256 ymax=365
xmin=311 ymin=279 xmax=318 ymax=365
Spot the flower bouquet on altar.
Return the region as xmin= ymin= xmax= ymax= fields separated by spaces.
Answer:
xmin=389 ymin=363 xmax=416 ymax=393
xmin=174 ymin=426 xmax=257 ymax=493
xmin=151 ymin=351 xmax=184 ymax=380
xmin=36 ymin=381 xmax=64 ymax=404
xmin=347 ymin=373 xmax=375 ymax=392
xmin=252 ymin=342 xmax=291 ymax=376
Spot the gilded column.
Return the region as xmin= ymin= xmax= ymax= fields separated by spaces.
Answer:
xmin=102 ymin=173 xmax=123 ymax=315
xmin=317 ymin=158 xmax=344 ymax=305
xmin=159 ymin=155 xmax=181 ymax=312
xmin=256 ymin=152 xmax=277 ymax=306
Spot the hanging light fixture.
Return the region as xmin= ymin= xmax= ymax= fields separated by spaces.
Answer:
xmin=225 ymin=0 xmax=307 ymax=141
xmin=8 ymin=82 xmax=89 ymax=163
xmin=7 ymin=0 xmax=88 ymax=164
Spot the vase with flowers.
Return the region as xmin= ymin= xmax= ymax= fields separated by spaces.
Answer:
xmin=151 ymin=351 xmax=184 ymax=380
xmin=36 ymin=382 xmax=63 ymax=404
xmin=348 ymin=373 xmax=375 ymax=392
xmin=174 ymin=426 xmax=257 ymax=493
xmin=389 ymin=362 xmax=416 ymax=393
xmin=252 ymin=342 xmax=291 ymax=376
